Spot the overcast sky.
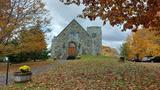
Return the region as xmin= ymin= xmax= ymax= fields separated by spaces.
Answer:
xmin=44 ymin=0 xmax=131 ymax=53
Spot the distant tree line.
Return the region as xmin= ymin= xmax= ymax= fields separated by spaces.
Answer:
xmin=7 ymin=49 xmax=50 ymax=63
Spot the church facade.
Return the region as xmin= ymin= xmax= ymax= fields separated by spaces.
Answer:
xmin=51 ymin=19 xmax=102 ymax=59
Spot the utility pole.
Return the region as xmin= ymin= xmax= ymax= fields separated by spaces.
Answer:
xmin=5 ymin=57 xmax=9 ymax=85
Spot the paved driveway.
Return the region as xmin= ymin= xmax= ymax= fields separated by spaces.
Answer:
xmin=0 ymin=60 xmax=67 ymax=85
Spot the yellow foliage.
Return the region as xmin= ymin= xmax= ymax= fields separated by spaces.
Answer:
xmin=0 ymin=0 xmax=49 ymax=56
xmin=126 ymin=28 xmax=160 ymax=59
xmin=18 ymin=28 xmax=46 ymax=53
xmin=101 ymin=45 xmax=118 ymax=57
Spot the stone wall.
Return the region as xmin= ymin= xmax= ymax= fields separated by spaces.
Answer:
xmin=87 ymin=26 xmax=102 ymax=55
xmin=51 ymin=20 xmax=92 ymax=59
xmin=51 ymin=20 xmax=102 ymax=59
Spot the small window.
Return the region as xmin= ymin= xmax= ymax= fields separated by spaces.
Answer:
xmin=92 ymin=33 xmax=96 ymax=38
xmin=70 ymin=32 xmax=74 ymax=35
xmin=70 ymin=32 xmax=76 ymax=36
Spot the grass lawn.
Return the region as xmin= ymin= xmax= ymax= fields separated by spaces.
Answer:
xmin=1 ymin=55 xmax=160 ymax=90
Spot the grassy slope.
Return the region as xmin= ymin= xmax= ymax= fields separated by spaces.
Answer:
xmin=1 ymin=55 xmax=160 ymax=90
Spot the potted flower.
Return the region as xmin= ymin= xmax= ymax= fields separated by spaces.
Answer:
xmin=14 ymin=65 xmax=32 ymax=83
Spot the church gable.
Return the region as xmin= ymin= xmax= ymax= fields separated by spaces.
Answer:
xmin=56 ymin=19 xmax=89 ymax=39
xmin=51 ymin=19 xmax=102 ymax=59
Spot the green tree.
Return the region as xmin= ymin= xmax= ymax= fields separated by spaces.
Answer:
xmin=120 ymin=43 xmax=128 ymax=60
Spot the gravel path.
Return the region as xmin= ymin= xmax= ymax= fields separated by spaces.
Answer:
xmin=0 ymin=60 xmax=67 ymax=85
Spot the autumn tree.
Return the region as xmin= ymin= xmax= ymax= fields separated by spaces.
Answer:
xmin=18 ymin=26 xmax=46 ymax=54
xmin=7 ymin=26 xmax=48 ymax=62
xmin=126 ymin=28 xmax=160 ymax=59
xmin=101 ymin=45 xmax=118 ymax=57
xmin=60 ymin=0 xmax=160 ymax=31
xmin=0 ymin=0 xmax=50 ymax=56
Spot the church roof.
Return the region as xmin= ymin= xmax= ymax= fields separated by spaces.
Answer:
xmin=56 ymin=19 xmax=89 ymax=38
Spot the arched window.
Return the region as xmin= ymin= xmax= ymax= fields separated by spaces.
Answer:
xmin=68 ymin=42 xmax=76 ymax=47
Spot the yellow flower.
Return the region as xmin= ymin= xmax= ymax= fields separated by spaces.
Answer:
xmin=19 ymin=65 xmax=31 ymax=72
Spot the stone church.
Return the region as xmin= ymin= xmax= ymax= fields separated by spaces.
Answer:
xmin=51 ymin=19 xmax=102 ymax=59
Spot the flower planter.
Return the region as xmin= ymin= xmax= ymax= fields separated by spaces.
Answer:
xmin=14 ymin=71 xmax=32 ymax=83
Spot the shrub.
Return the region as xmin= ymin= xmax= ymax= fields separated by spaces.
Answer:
xmin=8 ymin=49 xmax=50 ymax=63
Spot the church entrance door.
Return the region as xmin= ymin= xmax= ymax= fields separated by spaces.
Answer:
xmin=68 ymin=42 xmax=77 ymax=58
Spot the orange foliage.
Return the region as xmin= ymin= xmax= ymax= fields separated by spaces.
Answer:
xmin=0 ymin=27 xmax=46 ymax=56
xmin=61 ymin=0 xmax=160 ymax=31
xmin=18 ymin=27 xmax=46 ymax=54
xmin=0 ymin=0 xmax=50 ymax=56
